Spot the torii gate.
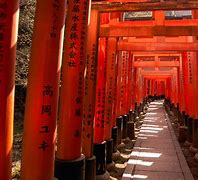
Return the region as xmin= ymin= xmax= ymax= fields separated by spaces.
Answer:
xmin=2 ymin=1 xmax=198 ymax=180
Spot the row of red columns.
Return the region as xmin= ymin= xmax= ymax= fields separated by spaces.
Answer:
xmin=3 ymin=1 xmax=198 ymax=180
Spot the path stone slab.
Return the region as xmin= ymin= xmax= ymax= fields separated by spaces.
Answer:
xmin=131 ymin=171 xmax=184 ymax=180
xmin=122 ymin=100 xmax=193 ymax=180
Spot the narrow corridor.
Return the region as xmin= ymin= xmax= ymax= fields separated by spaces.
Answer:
xmin=122 ymin=100 xmax=193 ymax=180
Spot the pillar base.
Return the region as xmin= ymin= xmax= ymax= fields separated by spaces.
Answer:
xmin=116 ymin=116 xmax=123 ymax=144
xmin=112 ymin=150 xmax=120 ymax=161
xmin=117 ymin=142 xmax=126 ymax=150
xmin=111 ymin=126 xmax=118 ymax=153
xmin=184 ymin=114 xmax=189 ymax=127
xmin=122 ymin=114 xmax=128 ymax=139
xmin=94 ymin=142 xmax=106 ymax=175
xmin=123 ymin=137 xmax=131 ymax=144
xmin=106 ymin=161 xmax=115 ymax=171
xmin=183 ymin=140 xmax=192 ymax=147
xmin=129 ymin=110 xmax=133 ymax=121
xmin=189 ymin=145 xmax=198 ymax=153
xmin=194 ymin=153 xmax=198 ymax=162
xmin=192 ymin=119 xmax=198 ymax=148
xmin=178 ymin=126 xmax=188 ymax=143
xmin=106 ymin=139 xmax=113 ymax=164
xmin=132 ymin=111 xmax=136 ymax=122
xmin=96 ymin=171 xmax=110 ymax=180
xmin=85 ymin=156 xmax=96 ymax=180
xmin=55 ymin=154 xmax=85 ymax=180
xmin=127 ymin=121 xmax=135 ymax=140
xmin=187 ymin=117 xmax=193 ymax=142
xmin=180 ymin=111 xmax=185 ymax=125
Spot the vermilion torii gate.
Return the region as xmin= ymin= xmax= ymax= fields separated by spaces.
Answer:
xmin=2 ymin=1 xmax=198 ymax=180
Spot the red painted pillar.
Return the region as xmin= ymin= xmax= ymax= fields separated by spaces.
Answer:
xmin=56 ymin=0 xmax=90 ymax=161
xmin=165 ymin=78 xmax=170 ymax=99
xmin=147 ymin=79 xmax=151 ymax=96
xmin=125 ymin=51 xmax=130 ymax=114
xmin=182 ymin=52 xmax=190 ymax=116
xmin=161 ymin=81 xmax=165 ymax=96
xmin=131 ymin=56 xmax=136 ymax=110
xmin=152 ymin=79 xmax=155 ymax=97
xmin=173 ymin=67 xmax=179 ymax=106
xmin=168 ymin=77 xmax=172 ymax=101
xmin=94 ymin=37 xmax=106 ymax=144
xmin=170 ymin=74 xmax=175 ymax=105
xmin=21 ymin=1 xmax=66 ymax=179
xmin=143 ymin=78 xmax=148 ymax=98
xmin=82 ymin=9 xmax=99 ymax=158
xmin=115 ymin=51 xmax=122 ymax=117
xmin=94 ymin=13 xmax=109 ymax=144
xmin=104 ymin=37 xmax=117 ymax=140
xmin=120 ymin=51 xmax=127 ymax=115
xmin=128 ymin=52 xmax=134 ymax=111
xmin=136 ymin=68 xmax=143 ymax=106
xmin=55 ymin=1 xmax=92 ymax=178
xmin=179 ymin=55 xmax=185 ymax=113
xmin=188 ymin=52 xmax=198 ymax=119
xmin=0 ymin=1 xmax=19 ymax=179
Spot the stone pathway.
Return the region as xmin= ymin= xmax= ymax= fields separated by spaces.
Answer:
xmin=122 ymin=100 xmax=194 ymax=180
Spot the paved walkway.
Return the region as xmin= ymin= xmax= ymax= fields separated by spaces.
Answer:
xmin=122 ymin=100 xmax=194 ymax=180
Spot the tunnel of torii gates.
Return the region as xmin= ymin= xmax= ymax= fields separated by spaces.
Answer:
xmin=2 ymin=0 xmax=198 ymax=180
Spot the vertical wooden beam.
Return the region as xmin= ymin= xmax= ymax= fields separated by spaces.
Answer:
xmin=94 ymin=13 xmax=109 ymax=146
xmin=120 ymin=51 xmax=127 ymax=115
xmin=153 ymin=10 xmax=165 ymax=26
xmin=173 ymin=67 xmax=179 ymax=106
xmin=56 ymin=0 xmax=91 ymax=161
xmin=21 ymin=0 xmax=66 ymax=179
xmin=0 ymin=1 xmax=19 ymax=179
xmin=115 ymin=51 xmax=122 ymax=117
xmin=94 ymin=37 xmax=107 ymax=144
xmin=128 ymin=52 xmax=134 ymax=111
xmin=124 ymin=51 xmax=130 ymax=114
xmin=104 ymin=37 xmax=117 ymax=140
xmin=182 ymin=52 xmax=190 ymax=116
xmin=82 ymin=9 xmax=99 ymax=158
xmin=178 ymin=55 xmax=185 ymax=113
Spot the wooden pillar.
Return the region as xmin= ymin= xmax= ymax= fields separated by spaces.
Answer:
xmin=192 ymin=11 xmax=198 ymax=119
xmin=173 ymin=67 xmax=179 ymax=106
xmin=135 ymin=68 xmax=140 ymax=104
xmin=151 ymin=79 xmax=155 ymax=97
xmin=21 ymin=1 xmax=66 ymax=179
xmin=192 ymin=10 xmax=198 ymax=147
xmin=182 ymin=52 xmax=190 ymax=115
xmin=128 ymin=52 xmax=134 ymax=111
xmin=131 ymin=57 xmax=136 ymax=110
xmin=104 ymin=37 xmax=117 ymax=140
xmin=56 ymin=0 xmax=91 ymax=161
xmin=120 ymin=51 xmax=127 ymax=115
xmin=82 ymin=9 xmax=99 ymax=158
xmin=115 ymin=51 xmax=122 ymax=117
xmin=139 ymin=69 xmax=144 ymax=103
xmin=144 ymin=78 xmax=148 ymax=98
xmin=153 ymin=10 xmax=165 ymax=26
xmin=147 ymin=79 xmax=151 ymax=96
xmin=94 ymin=37 xmax=107 ymax=144
xmin=124 ymin=51 xmax=130 ymax=114
xmin=94 ymin=13 xmax=109 ymax=144
xmin=187 ymin=52 xmax=193 ymax=116
xmin=0 ymin=1 xmax=19 ymax=179
xmin=179 ymin=55 xmax=185 ymax=113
